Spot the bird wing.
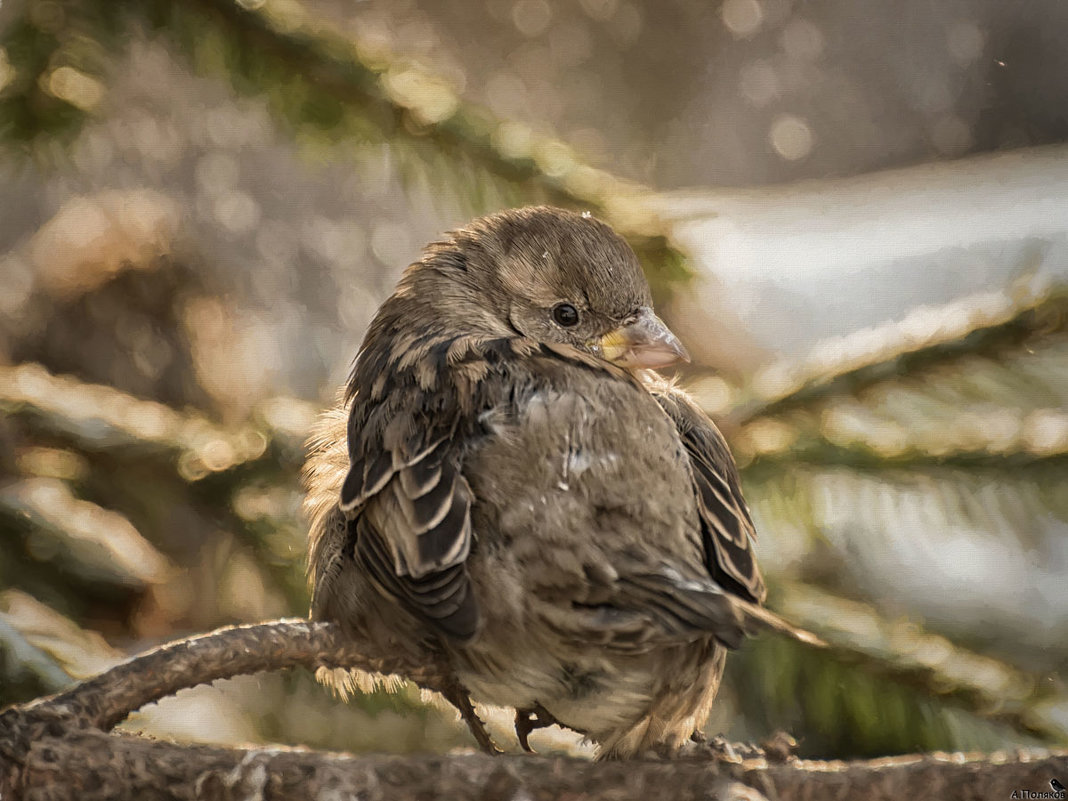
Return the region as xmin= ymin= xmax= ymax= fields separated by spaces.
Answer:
xmin=335 ymin=335 xmax=504 ymax=642
xmin=634 ymin=385 xmax=822 ymax=649
xmin=337 ymin=335 xmax=549 ymax=641
xmin=341 ymin=414 xmax=472 ymax=581
xmin=342 ymin=429 xmax=479 ymax=641
xmin=648 ymin=385 xmax=768 ymax=605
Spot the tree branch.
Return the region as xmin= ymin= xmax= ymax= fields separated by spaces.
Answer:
xmin=8 ymin=725 xmax=1068 ymax=801
xmin=11 ymin=619 xmax=447 ymax=734
xmin=730 ymin=289 xmax=1068 ymax=427
xmin=1 ymin=618 xmax=1065 ymax=801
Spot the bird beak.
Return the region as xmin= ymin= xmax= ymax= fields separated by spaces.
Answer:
xmin=598 ymin=307 xmax=690 ymax=369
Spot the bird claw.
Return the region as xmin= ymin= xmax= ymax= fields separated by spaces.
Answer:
xmin=514 ymin=703 xmax=559 ymax=753
xmin=760 ymin=730 xmax=799 ymax=763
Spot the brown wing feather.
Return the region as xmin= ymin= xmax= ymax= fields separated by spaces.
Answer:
xmin=354 ymin=516 xmax=478 ymax=640
xmin=328 ymin=321 xmax=487 ymax=641
xmin=650 ymin=385 xmax=767 ymax=605
xmin=341 ymin=397 xmax=478 ymax=639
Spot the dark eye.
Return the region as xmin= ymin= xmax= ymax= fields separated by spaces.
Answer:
xmin=551 ymin=303 xmax=580 ymax=327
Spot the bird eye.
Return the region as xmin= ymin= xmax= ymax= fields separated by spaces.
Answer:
xmin=551 ymin=303 xmax=580 ymax=327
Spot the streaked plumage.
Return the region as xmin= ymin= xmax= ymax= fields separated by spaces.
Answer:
xmin=305 ymin=206 xmax=798 ymax=758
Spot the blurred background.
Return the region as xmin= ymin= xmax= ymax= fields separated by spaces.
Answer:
xmin=1 ymin=0 xmax=1067 ymax=759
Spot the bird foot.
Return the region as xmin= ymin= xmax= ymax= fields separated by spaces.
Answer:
xmin=514 ymin=703 xmax=560 ymax=753
xmin=443 ymin=680 xmax=502 ymax=755
xmin=759 ymin=730 xmax=799 ymax=763
xmin=671 ymin=733 xmax=770 ymax=763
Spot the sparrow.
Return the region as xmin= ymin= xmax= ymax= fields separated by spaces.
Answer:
xmin=305 ymin=206 xmax=804 ymax=759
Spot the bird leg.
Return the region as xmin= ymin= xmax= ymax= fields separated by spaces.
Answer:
xmin=514 ymin=702 xmax=561 ymax=753
xmin=442 ymin=679 xmax=501 ymax=755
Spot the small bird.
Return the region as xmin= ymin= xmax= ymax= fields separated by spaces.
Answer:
xmin=305 ymin=206 xmax=806 ymax=758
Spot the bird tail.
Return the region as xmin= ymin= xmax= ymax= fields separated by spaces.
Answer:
xmin=733 ymin=596 xmax=825 ymax=647
xmin=620 ymin=571 xmax=825 ymax=649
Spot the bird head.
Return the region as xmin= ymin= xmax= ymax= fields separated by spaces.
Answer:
xmin=412 ymin=206 xmax=689 ymax=370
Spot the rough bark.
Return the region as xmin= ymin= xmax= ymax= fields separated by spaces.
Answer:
xmin=8 ymin=729 xmax=1068 ymax=801
xmin=14 ymin=618 xmax=449 ymax=732
xmin=1 ymin=618 xmax=1064 ymax=801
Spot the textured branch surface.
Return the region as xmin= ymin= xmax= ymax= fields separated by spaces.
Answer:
xmin=20 ymin=619 xmax=448 ymax=732
xmin=7 ymin=728 xmax=1068 ymax=801
xmin=0 ymin=618 xmax=1065 ymax=801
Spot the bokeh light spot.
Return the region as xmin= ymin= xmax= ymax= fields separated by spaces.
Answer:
xmin=721 ymin=0 xmax=764 ymax=39
xmin=46 ymin=67 xmax=105 ymax=112
xmin=579 ymin=0 xmax=619 ymax=22
xmin=769 ymin=114 xmax=814 ymax=161
xmin=512 ymin=0 xmax=552 ymax=37
xmin=781 ymin=18 xmax=824 ymax=62
xmin=0 ymin=48 xmax=15 ymax=93
xmin=740 ymin=60 xmax=779 ymax=107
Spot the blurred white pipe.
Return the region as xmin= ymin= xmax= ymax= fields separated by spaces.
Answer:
xmin=649 ymin=145 xmax=1068 ymax=358
xmin=655 ymin=144 xmax=1068 ymax=282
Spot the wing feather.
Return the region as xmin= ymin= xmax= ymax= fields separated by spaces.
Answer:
xmin=650 ymin=386 xmax=767 ymax=605
xmin=334 ymin=336 xmax=504 ymax=642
